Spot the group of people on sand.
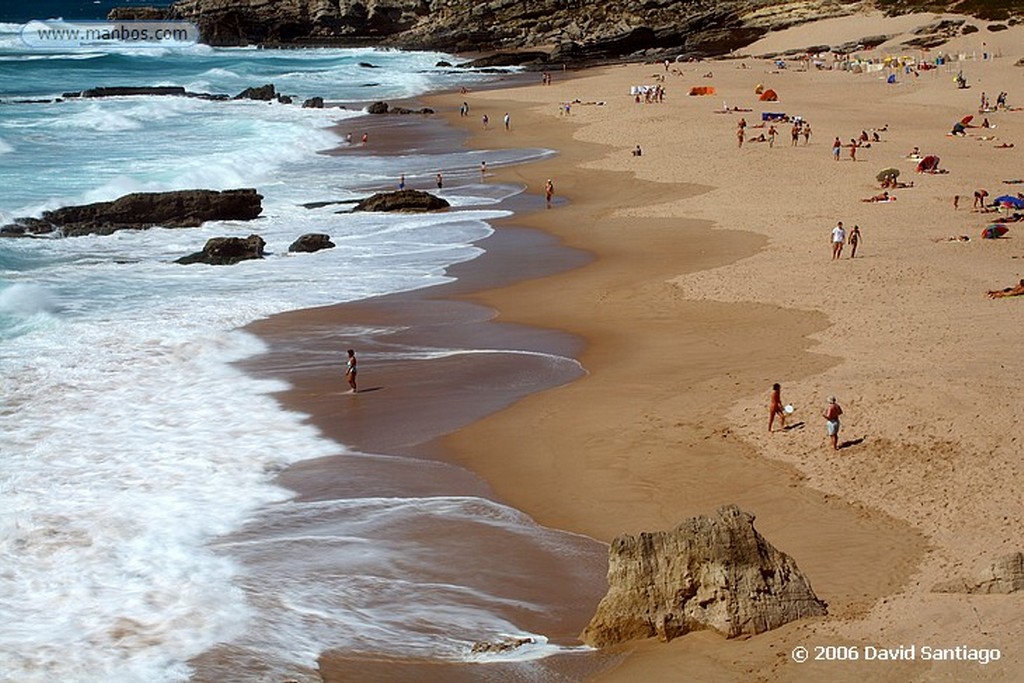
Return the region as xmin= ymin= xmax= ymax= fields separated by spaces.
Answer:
xmin=830 ymin=221 xmax=861 ymax=259
xmin=769 ymin=383 xmax=845 ymax=451
xmin=737 ymin=117 xmax=809 ymax=148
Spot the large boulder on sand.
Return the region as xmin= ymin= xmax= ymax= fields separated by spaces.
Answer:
xmin=580 ymin=505 xmax=827 ymax=647
xmin=353 ymin=190 xmax=449 ymax=213
xmin=176 ymin=234 xmax=266 ymax=265
xmin=0 ymin=189 xmax=263 ymax=237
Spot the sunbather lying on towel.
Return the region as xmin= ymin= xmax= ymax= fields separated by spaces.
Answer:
xmin=987 ymin=279 xmax=1024 ymax=299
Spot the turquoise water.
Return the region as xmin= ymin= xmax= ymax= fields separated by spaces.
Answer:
xmin=0 ymin=1 xmax=173 ymax=23
xmin=0 ymin=21 xmax=596 ymax=683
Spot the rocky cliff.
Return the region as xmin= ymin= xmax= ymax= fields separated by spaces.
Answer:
xmin=580 ymin=505 xmax=827 ymax=647
xmin=111 ymin=0 xmax=872 ymax=60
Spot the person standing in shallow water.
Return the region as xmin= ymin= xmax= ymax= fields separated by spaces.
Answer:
xmin=545 ymin=178 xmax=554 ymax=208
xmin=344 ymin=349 xmax=358 ymax=394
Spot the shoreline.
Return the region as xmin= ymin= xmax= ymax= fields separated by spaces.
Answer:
xmin=238 ymin=13 xmax=1023 ymax=680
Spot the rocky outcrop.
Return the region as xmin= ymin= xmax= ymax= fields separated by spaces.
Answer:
xmin=0 ymin=189 xmax=263 ymax=237
xmin=353 ymin=190 xmax=449 ymax=213
xmin=61 ymin=86 xmax=230 ymax=101
xmin=365 ymin=101 xmax=434 ymax=115
xmin=288 ymin=233 xmax=336 ymax=253
xmin=933 ymin=552 xmax=1024 ymax=595
xmin=234 ymin=84 xmax=277 ymax=101
xmin=176 ymin=234 xmax=266 ymax=265
xmin=302 ymin=96 xmax=324 ymax=108
xmin=580 ymin=505 xmax=827 ymax=648
xmin=113 ymin=1 xmax=1022 ymax=59
xmin=470 ymin=636 xmax=535 ymax=654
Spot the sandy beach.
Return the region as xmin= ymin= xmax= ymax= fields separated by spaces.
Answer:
xmin=244 ymin=10 xmax=1024 ymax=681
xmin=425 ymin=11 xmax=1024 ymax=681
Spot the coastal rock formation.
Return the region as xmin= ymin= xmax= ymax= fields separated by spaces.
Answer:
xmin=353 ymin=190 xmax=449 ymax=213
xmin=113 ymin=1 xmax=1022 ymax=58
xmin=365 ymin=101 xmax=434 ymax=115
xmin=933 ymin=552 xmax=1024 ymax=594
xmin=0 ymin=189 xmax=263 ymax=237
xmin=234 ymin=84 xmax=277 ymax=101
xmin=288 ymin=233 xmax=336 ymax=253
xmin=580 ymin=505 xmax=827 ymax=648
xmin=302 ymin=96 xmax=324 ymax=108
xmin=176 ymin=234 xmax=266 ymax=265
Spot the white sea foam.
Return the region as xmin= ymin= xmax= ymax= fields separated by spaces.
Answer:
xmin=0 ymin=43 xmax=566 ymax=682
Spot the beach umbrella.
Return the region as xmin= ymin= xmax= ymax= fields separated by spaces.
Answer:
xmin=993 ymin=195 xmax=1024 ymax=209
xmin=961 ymin=115 xmax=974 ymax=125
xmin=876 ymin=167 xmax=900 ymax=182
xmin=982 ymin=224 xmax=1009 ymax=239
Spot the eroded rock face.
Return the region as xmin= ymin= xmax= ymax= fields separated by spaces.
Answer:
xmin=0 ymin=189 xmax=263 ymax=237
xmin=933 ymin=552 xmax=1024 ymax=594
xmin=288 ymin=233 xmax=336 ymax=253
xmin=353 ymin=190 xmax=449 ymax=213
xmin=176 ymin=234 xmax=266 ymax=265
xmin=580 ymin=505 xmax=827 ymax=648
xmin=113 ymin=1 xmax=1020 ymax=59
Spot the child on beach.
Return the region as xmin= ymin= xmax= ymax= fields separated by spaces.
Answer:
xmin=768 ymin=383 xmax=786 ymax=432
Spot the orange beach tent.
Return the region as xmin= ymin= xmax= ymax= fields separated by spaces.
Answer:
xmin=758 ymin=88 xmax=779 ymax=101
xmin=688 ymin=85 xmax=716 ymax=96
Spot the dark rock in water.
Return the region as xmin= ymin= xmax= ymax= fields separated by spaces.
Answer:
xmin=234 ymin=84 xmax=276 ymax=101
xmin=277 ymin=94 xmax=293 ymax=104
xmin=77 ymin=86 xmax=188 ymax=98
xmin=0 ymin=189 xmax=263 ymax=237
xmin=108 ymin=6 xmax=171 ymax=20
xmin=470 ymin=636 xmax=535 ymax=654
xmin=288 ymin=233 xmax=335 ymax=253
xmin=987 ymin=23 xmax=1008 ymax=32
xmin=962 ymin=24 xmax=980 ymax=34
xmin=302 ymin=96 xmax=324 ymax=108
xmin=366 ymin=101 xmax=390 ymax=114
xmin=358 ymin=61 xmax=379 ymax=68
xmin=176 ymin=234 xmax=266 ymax=265
xmin=581 ymin=505 xmax=827 ymax=647
xmin=353 ymin=190 xmax=449 ymax=213
xmin=435 ymin=60 xmax=453 ymax=67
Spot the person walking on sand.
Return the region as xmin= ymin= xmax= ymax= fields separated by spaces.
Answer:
xmin=737 ymin=126 xmax=745 ymax=148
xmin=482 ymin=114 xmax=489 ymax=129
xmin=848 ymin=224 xmax=861 ymax=258
xmin=831 ymin=221 xmax=846 ymax=260
xmin=436 ymin=172 xmax=443 ymax=189
xmin=823 ymin=396 xmax=843 ymax=450
xmin=849 ymin=139 xmax=858 ymax=161
xmin=768 ymin=383 xmax=786 ymax=432
xmin=544 ymin=178 xmax=554 ymax=208
xmin=503 ymin=112 xmax=510 ymax=130
xmin=832 ymin=137 xmax=841 ymax=161
xmin=767 ymin=125 xmax=777 ymax=148
xmin=344 ymin=349 xmax=358 ymax=394
xmin=802 ymin=123 xmax=812 ymax=145
xmin=480 ymin=161 xmax=487 ymax=181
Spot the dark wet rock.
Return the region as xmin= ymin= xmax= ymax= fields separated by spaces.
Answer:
xmin=288 ymin=233 xmax=335 ymax=253
xmin=234 ymin=84 xmax=277 ymax=101
xmin=353 ymin=190 xmax=449 ymax=213
xmin=358 ymin=61 xmax=379 ymax=68
xmin=176 ymin=234 xmax=266 ymax=265
xmin=0 ymin=189 xmax=263 ymax=237
xmin=435 ymin=60 xmax=453 ymax=67
xmin=302 ymin=96 xmax=324 ymax=108
xmin=365 ymin=101 xmax=433 ymax=115
xmin=962 ymin=24 xmax=980 ymax=35
xmin=581 ymin=505 xmax=827 ymax=647
xmin=277 ymin=94 xmax=294 ymax=104
xmin=987 ymin=23 xmax=1008 ymax=32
